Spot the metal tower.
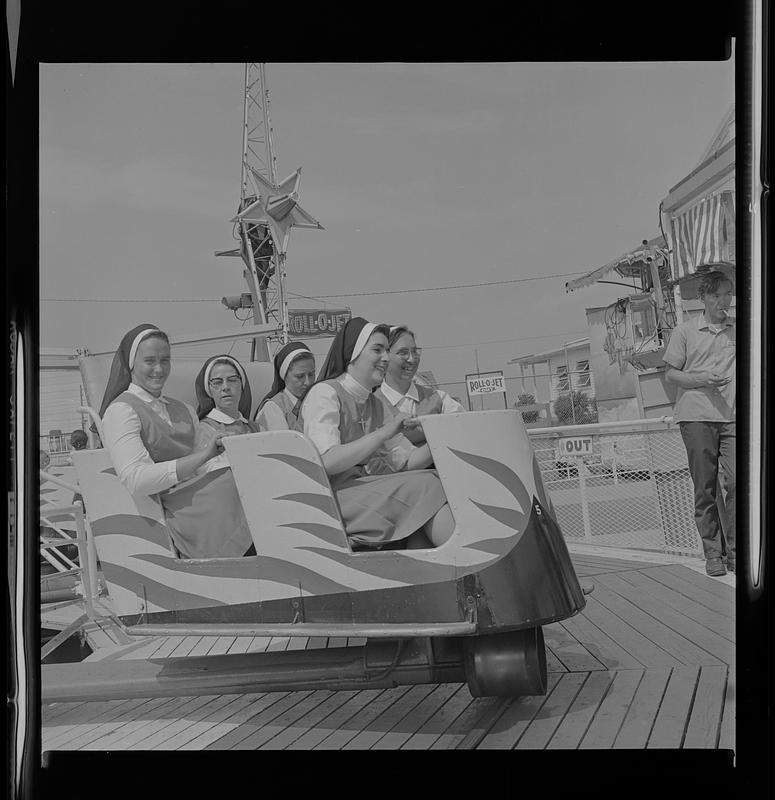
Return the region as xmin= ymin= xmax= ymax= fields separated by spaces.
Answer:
xmin=218 ymin=63 xmax=323 ymax=362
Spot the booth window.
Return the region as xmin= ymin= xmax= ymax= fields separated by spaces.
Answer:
xmin=574 ymin=360 xmax=592 ymax=388
xmin=553 ymin=365 xmax=570 ymax=393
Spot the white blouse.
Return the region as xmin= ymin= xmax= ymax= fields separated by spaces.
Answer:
xmin=255 ymin=388 xmax=299 ymax=432
xmin=379 ymin=380 xmax=465 ymax=415
xmin=303 ymin=373 xmax=415 ymax=473
xmin=102 ymin=383 xmax=203 ymax=496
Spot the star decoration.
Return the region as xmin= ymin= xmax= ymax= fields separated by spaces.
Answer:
xmin=231 ymin=167 xmax=323 ymax=256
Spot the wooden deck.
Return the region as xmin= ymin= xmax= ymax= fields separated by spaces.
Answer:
xmin=41 ymin=548 xmax=735 ymax=751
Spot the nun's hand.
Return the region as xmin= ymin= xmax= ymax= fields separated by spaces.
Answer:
xmin=203 ymin=433 xmax=226 ymax=460
xmin=379 ymin=412 xmax=411 ymax=440
xmin=402 ymin=416 xmax=423 ymax=433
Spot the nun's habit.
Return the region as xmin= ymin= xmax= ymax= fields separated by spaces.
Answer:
xmin=376 ymin=324 xmax=465 ymax=446
xmin=195 ymin=354 xmax=259 ymax=433
xmin=100 ymin=326 xmax=254 ymax=559
xmin=255 ymin=341 xmax=313 ymax=432
xmin=299 ymin=317 xmax=447 ymax=547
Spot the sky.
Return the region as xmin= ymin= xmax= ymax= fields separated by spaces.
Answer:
xmin=39 ymin=60 xmax=734 ymax=404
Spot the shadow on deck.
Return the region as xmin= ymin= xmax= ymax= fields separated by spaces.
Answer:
xmin=41 ymin=550 xmax=735 ymax=751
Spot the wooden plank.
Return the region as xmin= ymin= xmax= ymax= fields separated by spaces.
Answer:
xmin=428 ymin=693 xmax=501 ymax=750
xmin=116 ymin=636 xmax=171 ymax=660
xmin=42 ymin=701 xmax=88 ymax=724
xmin=48 ymin=697 xmax=178 ymax=751
xmin=616 ymin=570 xmax=735 ymax=642
xmin=596 ymin=573 xmax=732 ymax=664
xmin=514 ymin=672 xmax=588 ymax=750
xmin=78 ymin=696 xmax=208 ymax=750
xmin=430 ymin=686 xmax=504 ymax=750
xmin=647 ymin=665 xmax=701 ymax=748
xmin=188 ymin=636 xmax=222 ymax=657
xmin=581 ymin=596 xmax=680 ymax=668
xmin=226 ymin=636 xmax=254 ymax=655
xmin=265 ymin=636 xmax=291 ymax=652
xmin=341 ymin=684 xmax=437 ymax=750
xmin=128 ymin=694 xmax=237 ymax=750
xmin=476 ymin=673 xmax=563 ymax=750
xmin=591 ymin=586 xmax=722 ymax=666
xmin=246 ymin=636 xmax=273 ymax=653
xmin=348 ymin=637 xmax=368 ymax=647
xmin=400 ymin=684 xmax=476 ymax=750
xmin=614 ymin=668 xmax=672 ymax=749
xmin=543 ymin=623 xmax=608 ymax=671
xmin=257 ymin=691 xmax=359 ymax=749
xmin=547 ymin=671 xmax=614 ymax=749
xmin=579 ymin=669 xmax=644 ymax=749
xmin=370 ymin=683 xmax=462 ymax=749
xmin=206 ymin=636 xmax=237 ymax=656
xmin=285 ymin=637 xmax=309 ymax=651
xmin=89 ymin=695 xmax=217 ymax=751
xmin=205 ymin=692 xmax=311 ymax=750
xmin=682 ymin=665 xmax=728 ymax=748
xmin=168 ymin=636 xmax=203 ymax=658
xmin=180 ymin=694 xmax=292 ymax=751
xmin=43 ymin=698 xmax=153 ymax=747
xmin=326 ymin=637 xmax=348 ymax=648
xmin=640 ymin=567 xmax=735 ymax=619
xmin=545 ymin=647 xmax=567 ymax=673
xmin=148 ymin=636 xmax=185 ymax=659
xmin=43 ymin=699 xmax=149 ymax=749
xmin=560 ymin=613 xmax=644 ymax=670
xmin=717 ymin=670 xmax=735 ymax=751
xmin=157 ymin=693 xmax=265 ymax=750
xmin=227 ymin=690 xmax=333 ymax=750
xmin=660 ymin=563 xmax=735 ymax=601
xmin=455 ymin=698 xmax=514 ymax=750
xmin=304 ymin=637 xmax=329 ymax=650
xmin=570 ymin=555 xmax=653 ymax=572
xmin=287 ymin=689 xmax=384 ymax=750
xmin=312 ymin=687 xmax=411 ymax=750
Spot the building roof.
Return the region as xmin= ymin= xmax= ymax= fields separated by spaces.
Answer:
xmin=565 ymin=235 xmax=666 ymax=293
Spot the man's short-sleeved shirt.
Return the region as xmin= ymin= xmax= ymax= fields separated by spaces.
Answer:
xmin=662 ymin=314 xmax=736 ymax=422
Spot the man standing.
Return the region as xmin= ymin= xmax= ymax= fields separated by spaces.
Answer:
xmin=663 ymin=270 xmax=735 ymax=577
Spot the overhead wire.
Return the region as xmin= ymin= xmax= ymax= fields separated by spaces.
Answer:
xmin=40 ymin=269 xmax=589 ymax=304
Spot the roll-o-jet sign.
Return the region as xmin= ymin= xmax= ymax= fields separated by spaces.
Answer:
xmin=465 ymin=372 xmax=506 ymax=396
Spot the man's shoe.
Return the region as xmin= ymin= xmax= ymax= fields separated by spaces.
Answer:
xmin=726 ymin=559 xmax=736 ymax=574
xmin=705 ymin=557 xmax=727 ymax=577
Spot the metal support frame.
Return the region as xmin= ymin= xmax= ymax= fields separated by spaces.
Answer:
xmin=218 ymin=62 xmax=288 ymax=361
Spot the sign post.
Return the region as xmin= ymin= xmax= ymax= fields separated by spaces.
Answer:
xmin=465 ymin=371 xmax=507 ymax=411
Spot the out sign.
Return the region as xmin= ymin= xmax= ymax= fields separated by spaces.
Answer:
xmin=557 ymin=435 xmax=593 ymax=458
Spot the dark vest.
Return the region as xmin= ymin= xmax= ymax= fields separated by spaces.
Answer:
xmin=300 ymin=378 xmax=386 ymax=490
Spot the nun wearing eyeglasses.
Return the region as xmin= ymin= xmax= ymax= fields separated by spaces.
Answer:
xmin=299 ymin=317 xmax=455 ymax=549
xmin=194 ymin=354 xmax=260 ymax=471
xmin=100 ymin=324 xmax=255 ymax=559
xmin=376 ymin=325 xmax=465 ymax=446
xmin=255 ymin=342 xmax=316 ymax=432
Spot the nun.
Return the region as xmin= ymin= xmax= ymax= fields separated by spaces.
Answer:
xmin=100 ymin=324 xmax=255 ymax=559
xmin=254 ymin=341 xmax=316 ymax=432
xmin=299 ymin=317 xmax=455 ymax=549
xmin=376 ymin=325 xmax=465 ymax=445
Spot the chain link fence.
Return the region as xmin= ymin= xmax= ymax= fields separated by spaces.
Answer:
xmin=529 ymin=421 xmax=705 ymax=557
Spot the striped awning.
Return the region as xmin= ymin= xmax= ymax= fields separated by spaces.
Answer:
xmin=663 ymin=191 xmax=735 ymax=280
xmin=565 ymin=235 xmax=666 ymax=293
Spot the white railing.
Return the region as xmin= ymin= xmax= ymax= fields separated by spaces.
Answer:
xmin=528 ymin=419 xmax=705 ymax=557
